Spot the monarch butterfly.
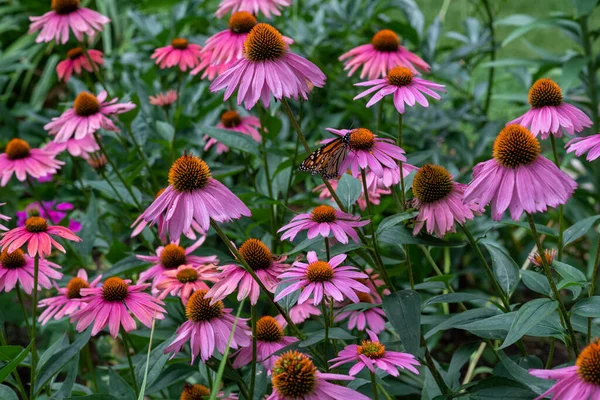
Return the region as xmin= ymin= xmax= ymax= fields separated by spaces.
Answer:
xmin=298 ymin=133 xmax=351 ymax=179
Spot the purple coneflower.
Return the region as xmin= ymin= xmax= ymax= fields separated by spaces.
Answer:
xmin=151 ymin=38 xmax=204 ymax=71
xmin=43 ymin=134 xmax=99 ymax=159
xmin=215 ymin=0 xmax=291 ymax=19
xmin=56 ymin=47 xmax=104 ymax=82
xmin=156 ymin=264 xmax=219 ymax=304
xmin=566 ymin=133 xmax=600 ymax=161
xmin=0 ymin=248 xmax=62 ymax=294
xmin=0 ymin=138 xmax=64 ymax=186
xmin=204 ymin=110 xmax=261 ymax=154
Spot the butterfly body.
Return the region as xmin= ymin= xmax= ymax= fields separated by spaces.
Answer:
xmin=298 ymin=133 xmax=351 ymax=179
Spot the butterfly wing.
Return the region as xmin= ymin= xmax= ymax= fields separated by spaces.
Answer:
xmin=299 ymin=137 xmax=349 ymax=179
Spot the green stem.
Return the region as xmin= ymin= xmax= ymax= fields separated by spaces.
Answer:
xmin=546 ymin=338 xmax=556 ymax=369
xmin=120 ymin=328 xmax=139 ymax=397
xmin=526 ymin=213 xmax=579 ymax=354
xmin=397 ymin=113 xmax=406 ymax=210
xmin=550 ymin=135 xmax=565 ymax=261
xmin=324 ymin=237 xmax=330 ymax=261
xmin=423 ymin=342 xmax=451 ymax=395
xmin=579 ymin=16 xmax=599 ymax=132
xmin=122 ymin=125 xmax=160 ymax=193
xmin=376 ymin=100 xmax=383 ymax=134
xmin=370 ymin=371 xmax=380 ymax=400
xmin=99 ymin=169 xmax=127 ymax=204
xmin=84 ymin=342 xmax=98 ymax=392
xmin=587 ymin=236 xmax=600 ymax=344
xmin=29 ymin=255 xmax=39 ymax=400
xmin=16 ymin=285 xmax=31 ymax=333
xmin=80 ymin=44 xmax=109 ymax=94
xmin=249 ymin=306 xmax=257 ymax=399
xmin=9 ymin=288 xmax=29 ymax=400
xmin=459 ymin=224 xmax=511 ymax=311
xmin=93 ymin=132 xmax=142 ymax=209
xmin=481 ymin=0 xmax=496 ymax=115
xmin=321 ymin=300 xmax=329 ymax=371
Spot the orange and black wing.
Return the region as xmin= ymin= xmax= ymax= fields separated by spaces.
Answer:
xmin=299 ymin=138 xmax=349 ymax=179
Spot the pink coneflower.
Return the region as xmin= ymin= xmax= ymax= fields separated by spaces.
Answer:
xmin=43 ymin=134 xmax=99 ymax=159
xmin=354 ymin=66 xmax=445 ymax=113
xmin=233 ymin=316 xmax=298 ymax=372
xmin=38 ymin=268 xmax=102 ymax=325
xmin=463 ymin=125 xmax=577 ymax=221
xmin=0 ymin=138 xmax=64 ymax=186
xmin=44 ymin=91 xmax=136 ymax=143
xmin=28 ymin=0 xmax=110 ymax=45
xmin=529 ymin=339 xmax=600 ymax=399
xmin=340 ymin=29 xmax=430 ymax=80
xmin=17 ymin=201 xmax=81 ymax=233
xmin=164 ymin=290 xmax=251 ymax=363
xmin=216 ymin=0 xmax=291 ymax=18
xmin=138 ymin=154 xmax=251 ymax=240
xmin=151 ymin=38 xmax=204 ymax=71
xmin=156 ymin=264 xmax=219 ymax=304
xmin=0 ymin=203 xmax=11 ymax=232
xmin=508 ymin=78 xmax=592 ymax=139
xmin=0 ymin=248 xmax=62 ymax=294
xmin=149 ymin=90 xmax=178 ymax=107
xmin=322 ymin=128 xmax=406 ymax=178
xmin=204 ymin=110 xmax=261 ymax=154
xmin=180 ymin=383 xmax=238 ymax=400
xmin=278 ymin=205 xmax=368 ymax=244
xmin=136 ymin=238 xmax=218 ymax=289
xmin=313 ymin=178 xmax=390 ymax=211
xmin=329 ymin=330 xmax=420 ymax=377
xmin=410 ymin=164 xmax=478 ymax=237
xmin=269 ymin=351 xmax=370 ymax=400
xmin=275 ymin=303 xmax=321 ymax=326
xmin=210 ymin=23 xmax=326 ymax=109
xmin=1 ymin=216 xmax=81 ymax=258
xmin=56 ymin=47 xmax=104 ymax=82
xmin=70 ymin=277 xmax=166 ymax=338
xmin=206 ymin=238 xmax=288 ymax=305
xmin=566 ymin=133 xmax=600 ymax=161
xmin=275 ymin=251 xmax=369 ymax=306
xmin=335 ymin=292 xmax=386 ymax=334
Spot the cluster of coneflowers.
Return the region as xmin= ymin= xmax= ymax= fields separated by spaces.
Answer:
xmin=1 ymin=0 xmax=600 ymax=399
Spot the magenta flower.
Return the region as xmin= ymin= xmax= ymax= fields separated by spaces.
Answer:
xmin=233 ymin=316 xmax=298 ymax=372
xmin=17 ymin=201 xmax=81 ymax=233
xmin=28 ymin=0 xmax=110 ymax=44
xmin=354 ymin=66 xmax=445 ymax=113
xmin=206 ymin=238 xmax=288 ymax=305
xmin=313 ymin=178 xmax=390 ymax=211
xmin=566 ymin=133 xmax=600 ymax=161
xmin=215 ymin=0 xmax=291 ymax=18
xmin=156 ymin=264 xmax=219 ymax=304
xmin=269 ymin=351 xmax=370 ymax=400
xmin=529 ymin=249 xmax=558 ymax=269
xmin=136 ymin=238 xmax=218 ymax=289
xmin=508 ymin=78 xmax=592 ymax=139
xmin=410 ymin=164 xmax=478 ymax=237
xmin=70 ymin=277 xmax=166 ymax=338
xmin=180 ymin=384 xmax=238 ymax=400
xmin=275 ymin=303 xmax=321 ymax=325
xmin=275 ymin=251 xmax=369 ymax=306
xmin=463 ymin=125 xmax=577 ymax=221
xmin=529 ymin=339 xmax=600 ymax=399
xmin=1 ymin=216 xmax=81 ymax=258
xmin=151 ymin=38 xmax=204 ymax=71
xmin=205 ymin=110 xmax=261 ymax=154
xmin=323 ymin=128 xmax=406 ymax=178
xmin=340 ymin=29 xmax=430 ymax=79
xmin=38 ymin=268 xmax=102 ymax=325
xmin=0 ymin=138 xmax=64 ymax=186
xmin=138 ymin=154 xmax=251 ymax=240
xmin=164 ymin=289 xmax=251 ymax=363
xmin=56 ymin=47 xmax=104 ymax=82
xmin=43 ymin=134 xmax=99 ymax=159
xmin=335 ymin=292 xmax=386 ymax=334
xmin=278 ymin=205 xmax=368 ymax=244
xmin=329 ymin=331 xmax=420 ymax=377
xmin=0 ymin=203 xmax=11 ymax=231
xmin=0 ymin=248 xmax=62 ymax=294
xmin=149 ymin=90 xmax=178 ymax=107
xmin=210 ymin=23 xmax=326 ymax=109
xmin=44 ymin=91 xmax=135 ymax=143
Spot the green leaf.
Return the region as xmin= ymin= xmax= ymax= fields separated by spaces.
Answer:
xmin=109 ymin=368 xmax=136 ymax=400
xmin=426 ymin=308 xmax=500 ymax=339
xmin=299 ymin=328 xmax=356 ymax=347
xmin=501 ymin=17 xmax=577 ymax=47
xmin=554 ymin=261 xmax=587 ymax=298
xmin=382 ymin=290 xmax=421 ymax=355
xmin=200 ymin=126 xmax=260 ymax=156
xmin=0 ymin=342 xmax=31 ymax=383
xmin=335 ymin=174 xmax=362 ymax=210
xmin=500 ymin=221 xmax=558 ymax=237
xmin=572 ymin=296 xmax=600 ymax=317
xmin=0 ymin=346 xmax=23 ymax=361
xmin=64 ymin=395 xmax=119 ymax=400
xmin=558 ymin=56 xmax=587 ymax=92
xmin=145 ymin=364 xmax=195 ymax=395
xmin=378 ymin=224 xmax=464 ymax=247
xmin=500 ymin=299 xmax=558 ymax=349
xmin=572 ymin=0 xmax=599 ymax=17
xmin=37 ymin=334 xmax=69 ymax=373
xmin=0 ymin=385 xmax=17 ymax=400
xmin=86 ymin=180 xmax=142 ymax=206
xmin=35 ymin=328 xmax=91 ymax=394
xmin=75 ymin=193 xmax=98 ymax=256
xmin=562 ymin=215 xmax=600 ymax=248
xmin=31 ymin=54 xmax=59 ymax=111
xmin=394 ymin=0 xmax=424 ymax=35
xmin=481 ymin=241 xmax=520 ymax=296
xmin=498 ymin=352 xmax=552 ymax=394
xmin=521 ymin=270 xmax=551 ymax=296
xmin=422 ymin=293 xmax=489 ymax=308
xmin=51 ymin=353 xmax=80 ymax=400
xmin=134 ymin=332 xmax=171 ymax=390
xmin=339 ymin=302 xmax=380 ymax=313
xmin=104 ymin=255 xmax=148 ymax=278
xmin=155 ymin=121 xmax=175 ymax=142
xmin=375 ymin=211 xmax=419 ymax=237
